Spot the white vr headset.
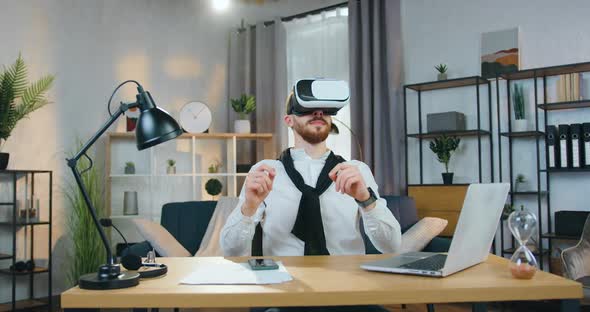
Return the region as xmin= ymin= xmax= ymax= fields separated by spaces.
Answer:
xmin=288 ymin=79 xmax=349 ymax=116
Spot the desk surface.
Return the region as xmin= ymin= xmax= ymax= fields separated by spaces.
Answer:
xmin=61 ymin=254 xmax=582 ymax=309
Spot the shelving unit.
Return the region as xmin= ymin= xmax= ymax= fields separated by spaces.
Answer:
xmin=404 ymin=75 xmax=494 ymax=186
xmin=0 ymin=170 xmax=52 ymax=312
xmin=106 ymin=132 xmax=272 ymax=249
xmin=498 ymin=60 xmax=590 ymax=272
xmin=404 ymin=76 xmax=494 ymax=240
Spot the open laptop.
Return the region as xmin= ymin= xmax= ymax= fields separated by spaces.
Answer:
xmin=360 ymin=183 xmax=509 ymax=277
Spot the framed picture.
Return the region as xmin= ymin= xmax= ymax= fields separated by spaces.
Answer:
xmin=481 ymin=27 xmax=520 ymax=79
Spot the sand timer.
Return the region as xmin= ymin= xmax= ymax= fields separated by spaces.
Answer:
xmin=507 ymin=207 xmax=538 ymax=279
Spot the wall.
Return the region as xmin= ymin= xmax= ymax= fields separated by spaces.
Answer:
xmin=402 ymin=0 xmax=590 ymax=256
xmin=0 ymin=0 xmax=342 ymax=300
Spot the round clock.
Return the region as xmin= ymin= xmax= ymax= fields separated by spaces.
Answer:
xmin=179 ymin=101 xmax=212 ymax=133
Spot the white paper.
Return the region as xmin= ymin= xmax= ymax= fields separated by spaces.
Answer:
xmin=549 ymin=145 xmax=555 ymax=167
xmin=572 ymin=139 xmax=580 ymax=167
xmin=180 ymin=258 xmax=292 ymax=285
xmin=561 ymin=139 xmax=568 ymax=167
xmin=585 ymin=142 xmax=590 ymax=165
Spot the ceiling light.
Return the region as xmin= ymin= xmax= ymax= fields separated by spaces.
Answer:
xmin=213 ymin=0 xmax=230 ymax=11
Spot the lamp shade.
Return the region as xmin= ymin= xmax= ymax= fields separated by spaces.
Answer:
xmin=136 ymin=106 xmax=183 ymax=150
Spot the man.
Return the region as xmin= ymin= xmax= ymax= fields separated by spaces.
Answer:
xmin=220 ymin=81 xmax=401 ymax=258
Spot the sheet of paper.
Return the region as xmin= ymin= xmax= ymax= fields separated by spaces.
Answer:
xmin=180 ymin=257 xmax=292 ymax=285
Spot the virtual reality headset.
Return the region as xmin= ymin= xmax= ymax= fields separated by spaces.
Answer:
xmin=288 ymin=79 xmax=349 ymax=116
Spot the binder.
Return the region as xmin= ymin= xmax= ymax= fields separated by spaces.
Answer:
xmin=570 ymin=123 xmax=583 ymax=168
xmin=559 ymin=124 xmax=571 ymax=168
xmin=547 ymin=125 xmax=559 ymax=168
xmin=583 ymin=123 xmax=590 ymax=167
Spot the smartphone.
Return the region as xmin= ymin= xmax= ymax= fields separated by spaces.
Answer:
xmin=248 ymin=258 xmax=279 ymax=270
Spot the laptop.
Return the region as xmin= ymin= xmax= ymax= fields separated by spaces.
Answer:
xmin=360 ymin=183 xmax=510 ymax=277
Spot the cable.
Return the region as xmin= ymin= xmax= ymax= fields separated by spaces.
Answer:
xmin=332 ymin=117 xmax=364 ymax=162
xmin=79 ymin=153 xmax=94 ymax=175
xmin=107 ymin=80 xmax=141 ymax=117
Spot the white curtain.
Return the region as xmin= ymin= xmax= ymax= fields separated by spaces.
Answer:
xmin=284 ymin=7 xmax=351 ymax=161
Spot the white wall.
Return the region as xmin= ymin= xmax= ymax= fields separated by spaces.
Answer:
xmin=402 ymin=0 xmax=590 ymax=256
xmin=0 ymin=0 xmax=342 ymax=299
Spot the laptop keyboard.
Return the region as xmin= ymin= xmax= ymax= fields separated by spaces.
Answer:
xmin=399 ymin=254 xmax=447 ymax=271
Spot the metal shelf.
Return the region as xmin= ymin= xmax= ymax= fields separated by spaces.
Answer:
xmin=0 ymin=266 xmax=49 ymax=276
xmin=0 ymin=221 xmax=49 ymax=226
xmin=510 ymin=191 xmax=547 ymax=196
xmin=500 ymin=131 xmax=544 ymax=138
xmin=538 ymin=100 xmax=590 ymax=110
xmin=407 ymin=130 xmax=490 ymax=139
xmin=0 ymin=299 xmax=49 ymax=312
xmin=501 ymin=61 xmax=590 ymax=80
xmin=541 ymin=232 xmax=580 ymax=241
xmin=503 ymin=248 xmax=550 ymax=256
xmin=0 ymin=253 xmax=12 ymax=260
xmin=405 ymin=76 xmax=489 ymax=92
xmin=541 ymin=167 xmax=590 ymax=173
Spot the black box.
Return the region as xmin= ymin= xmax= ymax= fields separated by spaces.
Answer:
xmin=426 ymin=111 xmax=466 ymax=133
xmin=547 ymin=125 xmax=559 ymax=168
xmin=555 ymin=210 xmax=590 ymax=237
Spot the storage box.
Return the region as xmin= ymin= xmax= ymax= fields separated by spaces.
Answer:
xmin=427 ymin=111 xmax=466 ymax=133
xmin=555 ymin=210 xmax=590 ymax=237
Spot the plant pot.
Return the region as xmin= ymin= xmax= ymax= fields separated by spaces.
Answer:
xmin=124 ymin=166 xmax=135 ymax=174
xmin=234 ymin=120 xmax=251 ymax=134
xmin=167 ymin=166 xmax=176 ymax=174
xmin=442 ymin=172 xmax=454 ymax=185
xmin=437 ymin=73 xmax=447 ymax=81
xmin=0 ymin=153 xmax=8 ymax=170
xmin=513 ymin=119 xmax=528 ymax=132
xmin=123 ymin=191 xmax=138 ymax=215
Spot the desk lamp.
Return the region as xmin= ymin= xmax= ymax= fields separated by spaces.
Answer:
xmin=66 ymin=80 xmax=182 ymax=289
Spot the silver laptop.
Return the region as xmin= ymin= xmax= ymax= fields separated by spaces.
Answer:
xmin=361 ymin=183 xmax=509 ymax=277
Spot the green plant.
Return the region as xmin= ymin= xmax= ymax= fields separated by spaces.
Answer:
xmin=434 ymin=64 xmax=448 ymax=74
xmin=65 ymin=142 xmax=106 ymax=286
xmin=429 ymin=135 xmax=461 ymax=173
xmin=512 ymin=83 xmax=525 ymax=120
xmin=515 ymin=174 xmax=525 ymax=183
xmin=0 ymin=54 xmax=55 ymax=151
xmin=502 ymin=204 xmax=515 ymax=220
xmin=208 ymin=161 xmax=221 ymax=174
xmin=205 ymin=178 xmax=223 ymax=197
xmin=125 ymin=162 xmax=135 ymax=168
xmin=167 ymin=159 xmax=176 ymax=167
xmin=230 ymin=94 xmax=256 ymax=119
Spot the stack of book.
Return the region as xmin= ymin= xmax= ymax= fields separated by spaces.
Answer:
xmin=556 ymin=73 xmax=584 ymax=102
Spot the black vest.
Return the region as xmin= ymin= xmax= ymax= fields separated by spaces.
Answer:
xmin=252 ymin=149 xmax=345 ymax=256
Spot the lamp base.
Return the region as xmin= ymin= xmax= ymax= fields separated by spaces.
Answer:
xmin=79 ymin=265 xmax=140 ymax=290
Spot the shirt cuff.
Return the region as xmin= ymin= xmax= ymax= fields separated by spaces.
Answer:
xmin=359 ymin=200 xmax=387 ymax=218
xmin=238 ymin=200 xmax=266 ymax=223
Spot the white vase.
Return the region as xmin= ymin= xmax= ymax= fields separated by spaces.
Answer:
xmin=234 ymin=120 xmax=251 ymax=133
xmin=513 ymin=119 xmax=528 ymax=132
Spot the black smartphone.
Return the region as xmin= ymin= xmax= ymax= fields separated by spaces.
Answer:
xmin=248 ymin=258 xmax=279 ymax=270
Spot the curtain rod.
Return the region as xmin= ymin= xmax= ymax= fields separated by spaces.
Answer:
xmin=252 ymin=1 xmax=348 ymax=28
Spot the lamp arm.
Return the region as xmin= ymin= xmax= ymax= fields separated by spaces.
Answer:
xmin=66 ymin=102 xmax=138 ymax=266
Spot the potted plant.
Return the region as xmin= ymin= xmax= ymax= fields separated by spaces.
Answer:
xmin=167 ymin=159 xmax=176 ymax=174
xmin=515 ymin=174 xmax=526 ymax=192
xmin=205 ymin=162 xmax=223 ymax=199
xmin=502 ymin=204 xmax=515 ymax=221
xmin=231 ymin=94 xmax=256 ymax=133
xmin=512 ymin=83 xmax=527 ymax=132
xmin=0 ymin=54 xmax=55 ymax=170
xmin=429 ymin=135 xmax=461 ymax=184
xmin=124 ymin=162 xmax=135 ymax=174
xmin=435 ymin=64 xmax=448 ymax=81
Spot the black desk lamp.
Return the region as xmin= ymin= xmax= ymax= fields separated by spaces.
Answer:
xmin=66 ymin=80 xmax=182 ymax=289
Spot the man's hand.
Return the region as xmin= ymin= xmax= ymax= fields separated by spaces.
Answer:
xmin=242 ymin=164 xmax=276 ymax=217
xmin=328 ymin=163 xmax=370 ymax=202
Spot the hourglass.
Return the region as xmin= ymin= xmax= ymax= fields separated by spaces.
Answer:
xmin=507 ymin=207 xmax=538 ymax=279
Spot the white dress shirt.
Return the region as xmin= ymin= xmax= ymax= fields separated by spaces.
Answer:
xmin=220 ymin=149 xmax=402 ymax=256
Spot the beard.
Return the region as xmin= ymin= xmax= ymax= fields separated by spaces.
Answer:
xmin=292 ymin=116 xmax=331 ymax=144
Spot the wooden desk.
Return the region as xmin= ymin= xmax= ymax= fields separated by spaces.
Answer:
xmin=61 ymin=255 xmax=582 ymax=310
